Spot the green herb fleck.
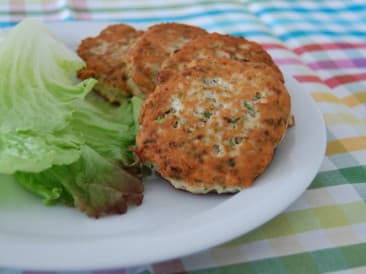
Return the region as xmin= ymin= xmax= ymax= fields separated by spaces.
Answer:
xmin=156 ymin=116 xmax=165 ymax=123
xmin=203 ymin=111 xmax=213 ymax=119
xmin=228 ymin=138 xmax=236 ymax=147
xmin=244 ymin=102 xmax=256 ymax=117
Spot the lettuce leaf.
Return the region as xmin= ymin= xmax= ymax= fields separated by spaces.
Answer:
xmin=0 ymin=19 xmax=143 ymax=217
xmin=0 ymin=19 xmax=95 ymax=173
xmin=16 ymin=146 xmax=143 ymax=216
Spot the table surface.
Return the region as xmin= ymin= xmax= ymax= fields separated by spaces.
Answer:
xmin=1 ymin=0 xmax=366 ymax=273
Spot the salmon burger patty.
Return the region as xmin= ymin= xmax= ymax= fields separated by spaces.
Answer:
xmin=126 ymin=23 xmax=207 ymax=98
xmin=77 ymin=24 xmax=143 ymax=103
xmin=158 ymin=32 xmax=284 ymax=84
xmin=136 ymin=58 xmax=291 ymax=193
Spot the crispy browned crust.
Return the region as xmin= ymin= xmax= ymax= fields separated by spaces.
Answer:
xmin=137 ymin=58 xmax=291 ymax=193
xmin=158 ymin=32 xmax=284 ymax=84
xmin=126 ymin=23 xmax=208 ymax=98
xmin=77 ymin=24 xmax=143 ymax=103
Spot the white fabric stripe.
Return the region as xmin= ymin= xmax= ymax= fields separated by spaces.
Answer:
xmin=335 ymin=82 xmax=366 ymax=95
xmin=320 ymin=157 xmax=339 ymax=172
xmin=327 ymin=183 xmax=366 ymax=205
xmin=279 ymin=35 xmax=366 ymax=44
xmin=1 ymin=10 xmax=71 ymax=21
xmin=30 ymin=0 xmax=67 ymax=10
xmin=0 ymin=1 xmax=67 ymax=11
xmin=270 ymin=23 xmax=366 ymax=33
xmin=182 ymin=239 xmax=275 ymax=271
xmin=351 ymin=105 xmax=366 ymax=120
xmin=255 ymin=15 xmax=366 ymax=26
xmin=300 ymin=48 xmax=360 ymax=61
xmin=326 ymin=151 xmax=366 ymax=171
xmin=351 ymin=223 xmax=366 ymax=242
xmin=181 ymin=250 xmax=217 ymax=272
xmin=70 ymin=4 xmax=248 ymax=18
xmin=311 ymin=70 xmax=366 ymax=81
xmin=249 ymin=0 xmax=361 ymax=10
xmin=296 ymin=230 xmax=332 ymax=252
xmin=70 ymin=0 xmax=247 ymax=9
xmin=307 ymin=102 xmax=358 ymax=120
xmin=286 ymin=184 xmax=365 ymax=212
xmin=255 ymin=12 xmax=364 ymax=26
xmin=328 ymin=124 xmax=366 ymax=140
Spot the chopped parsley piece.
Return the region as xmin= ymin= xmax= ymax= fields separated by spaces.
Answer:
xmin=203 ymin=111 xmax=213 ymax=119
xmin=244 ymin=101 xmax=256 ymax=117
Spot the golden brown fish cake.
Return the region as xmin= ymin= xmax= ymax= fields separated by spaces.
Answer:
xmin=158 ymin=32 xmax=284 ymax=84
xmin=136 ymin=58 xmax=291 ymax=193
xmin=126 ymin=23 xmax=207 ymax=98
xmin=77 ymin=24 xmax=143 ymax=103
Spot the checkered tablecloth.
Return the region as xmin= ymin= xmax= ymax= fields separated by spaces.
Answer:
xmin=1 ymin=0 xmax=366 ymax=273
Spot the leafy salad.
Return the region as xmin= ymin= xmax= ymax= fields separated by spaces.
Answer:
xmin=0 ymin=19 xmax=144 ymax=217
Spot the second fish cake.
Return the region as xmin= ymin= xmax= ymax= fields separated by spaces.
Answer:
xmin=126 ymin=23 xmax=207 ymax=98
xmin=158 ymin=32 xmax=284 ymax=84
xmin=77 ymin=24 xmax=143 ymax=103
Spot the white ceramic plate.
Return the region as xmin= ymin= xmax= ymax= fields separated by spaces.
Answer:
xmin=0 ymin=22 xmax=326 ymax=271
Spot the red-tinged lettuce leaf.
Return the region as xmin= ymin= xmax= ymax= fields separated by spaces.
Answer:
xmin=16 ymin=146 xmax=143 ymax=217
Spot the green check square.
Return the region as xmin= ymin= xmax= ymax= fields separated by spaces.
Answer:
xmin=248 ymin=258 xmax=288 ymax=274
xmin=313 ymin=206 xmax=348 ymax=228
xmin=311 ymin=169 xmax=346 ymax=188
xmin=188 ymin=269 xmax=222 ymax=274
xmin=341 ymin=243 xmax=366 ymax=268
xmin=218 ymin=264 xmax=254 ymax=274
xmin=281 ymin=252 xmax=320 ymax=274
xmin=312 ymin=248 xmax=348 ymax=273
xmin=286 ymin=209 xmax=321 ymax=233
xmin=262 ymin=214 xmax=294 ymax=238
xmin=341 ymin=202 xmax=366 ymax=224
xmin=224 ymin=227 xmax=265 ymax=246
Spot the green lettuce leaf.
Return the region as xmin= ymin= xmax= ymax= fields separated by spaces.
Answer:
xmin=0 ymin=18 xmax=144 ymax=217
xmin=0 ymin=19 xmax=96 ymax=173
